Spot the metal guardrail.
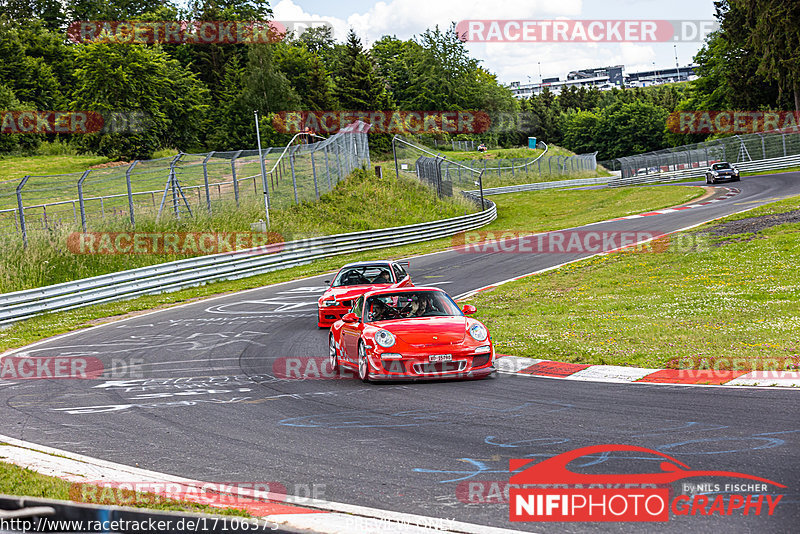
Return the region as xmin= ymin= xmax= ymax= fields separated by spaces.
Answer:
xmin=610 ymin=154 xmax=800 ymax=187
xmin=0 ymin=198 xmax=496 ymax=325
xmin=468 ymin=176 xmax=610 ymax=196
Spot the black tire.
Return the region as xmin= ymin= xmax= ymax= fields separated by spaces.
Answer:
xmin=329 ymin=334 xmax=340 ymax=373
xmin=358 ymin=341 xmax=371 ymax=383
xmin=734 ymin=176 xmax=740 ymax=182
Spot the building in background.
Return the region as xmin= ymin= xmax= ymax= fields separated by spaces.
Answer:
xmin=508 ymin=64 xmax=697 ymax=98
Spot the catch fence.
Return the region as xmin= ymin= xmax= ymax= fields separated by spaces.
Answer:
xmin=0 ymin=122 xmax=371 ymax=246
xmin=610 ymin=127 xmax=800 ymax=182
xmin=392 ymin=135 xmax=597 ymax=196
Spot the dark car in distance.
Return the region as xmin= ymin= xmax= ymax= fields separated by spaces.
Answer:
xmin=705 ymin=162 xmax=740 ymax=184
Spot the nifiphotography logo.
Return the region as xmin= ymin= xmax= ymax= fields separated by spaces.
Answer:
xmin=509 ymin=445 xmax=785 ymax=522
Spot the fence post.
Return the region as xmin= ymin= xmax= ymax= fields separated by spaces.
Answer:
xmin=125 ymin=161 xmax=137 ymax=226
xmin=289 ymin=148 xmax=299 ymax=204
xmin=324 ymin=145 xmax=332 ymax=189
xmin=336 ymin=142 xmax=343 ymax=183
xmin=782 ymin=134 xmax=787 ymax=157
xmin=170 ymin=159 xmax=179 ymax=218
xmin=202 ymin=152 xmax=214 ymax=214
xmin=77 ymin=170 xmax=91 ymax=232
xmin=759 ymin=134 xmax=766 ymax=160
xmin=392 ymin=136 xmax=400 ymax=180
xmin=16 ymin=175 xmax=30 ymax=247
xmin=311 ymin=148 xmax=319 ymax=199
xmin=230 ymin=150 xmax=242 ymax=208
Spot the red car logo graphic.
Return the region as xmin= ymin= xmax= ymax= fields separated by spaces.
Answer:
xmin=509 ymin=444 xmax=786 ymax=487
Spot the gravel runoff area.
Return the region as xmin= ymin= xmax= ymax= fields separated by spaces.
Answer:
xmin=702 ymin=209 xmax=800 ymax=246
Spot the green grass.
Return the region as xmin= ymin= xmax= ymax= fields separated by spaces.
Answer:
xmin=481 ymin=186 xmax=702 ymax=233
xmin=465 ymin=195 xmax=800 ymax=370
xmin=0 ymin=185 xmax=702 ymax=353
xmin=744 ymin=165 xmax=800 ymax=177
xmin=0 ymin=154 xmax=111 ymax=182
xmin=0 ymin=461 xmax=251 ymax=517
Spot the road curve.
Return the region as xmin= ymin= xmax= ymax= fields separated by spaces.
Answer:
xmin=1 ymin=173 xmax=799 ymax=533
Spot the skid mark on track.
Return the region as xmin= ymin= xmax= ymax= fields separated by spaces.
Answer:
xmin=278 ymin=400 xmax=573 ymax=429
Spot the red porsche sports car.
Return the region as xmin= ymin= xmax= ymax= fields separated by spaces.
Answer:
xmin=328 ymin=287 xmax=495 ymax=382
xmin=317 ymin=260 xmax=412 ymax=327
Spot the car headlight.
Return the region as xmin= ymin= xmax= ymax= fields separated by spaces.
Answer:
xmin=469 ymin=324 xmax=488 ymax=342
xmin=375 ymin=329 xmax=396 ymax=348
xmin=323 ymin=300 xmax=337 ymax=306
xmin=711 ymin=171 xmax=718 ymax=175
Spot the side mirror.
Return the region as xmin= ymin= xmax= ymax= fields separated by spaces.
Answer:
xmin=324 ymin=280 xmax=330 ymax=286
xmin=462 ymin=304 xmax=477 ymax=315
xmin=342 ymin=312 xmax=359 ymax=323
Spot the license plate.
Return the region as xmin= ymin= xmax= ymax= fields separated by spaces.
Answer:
xmin=429 ymin=354 xmax=452 ymax=362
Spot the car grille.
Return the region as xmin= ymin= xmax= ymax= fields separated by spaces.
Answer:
xmin=472 ymin=355 xmax=491 ymax=367
xmin=413 ymin=361 xmax=467 ymax=375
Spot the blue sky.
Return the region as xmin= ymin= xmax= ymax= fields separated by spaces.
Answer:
xmin=272 ymin=0 xmax=718 ymax=84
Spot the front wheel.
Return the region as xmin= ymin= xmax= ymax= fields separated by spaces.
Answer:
xmin=329 ymin=334 xmax=339 ymax=373
xmin=358 ymin=342 xmax=371 ymax=383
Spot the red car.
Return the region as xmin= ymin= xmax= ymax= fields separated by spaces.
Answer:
xmin=317 ymin=261 xmax=412 ymax=328
xmin=328 ymin=287 xmax=496 ymax=382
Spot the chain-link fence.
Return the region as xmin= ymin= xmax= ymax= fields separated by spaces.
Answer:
xmin=611 ymin=128 xmax=800 ymax=180
xmin=392 ymin=135 xmax=597 ymax=195
xmin=0 ymin=121 xmax=371 ymax=246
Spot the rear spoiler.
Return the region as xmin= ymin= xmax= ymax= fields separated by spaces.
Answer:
xmin=397 ymin=261 xmax=410 ymax=267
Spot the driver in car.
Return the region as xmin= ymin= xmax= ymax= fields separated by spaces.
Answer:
xmin=372 ymin=269 xmax=391 ymax=284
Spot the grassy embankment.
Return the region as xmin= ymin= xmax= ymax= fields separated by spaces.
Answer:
xmin=465 ymin=195 xmax=800 ymax=372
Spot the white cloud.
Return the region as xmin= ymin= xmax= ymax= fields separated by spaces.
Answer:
xmin=273 ymin=0 xmax=710 ymax=84
xmin=274 ymin=0 xmax=581 ymax=43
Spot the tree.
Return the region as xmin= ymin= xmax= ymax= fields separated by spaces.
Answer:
xmin=243 ymin=42 xmax=300 ymax=114
xmin=0 ymin=0 xmax=65 ymax=29
xmin=732 ymin=0 xmax=800 ymax=112
xmin=297 ymin=25 xmax=335 ymax=56
xmin=0 ymin=18 xmax=72 ymax=109
xmin=0 ymin=84 xmax=41 ymax=153
xmin=306 ymin=53 xmax=337 ymax=111
xmin=335 ymin=30 xmax=389 ymax=111
xmin=207 ymin=53 xmax=251 ymax=149
xmin=72 ymin=42 xmax=209 ymax=158
xmin=594 ymin=101 xmax=668 ymax=160
xmin=560 ymin=109 xmax=601 ymax=154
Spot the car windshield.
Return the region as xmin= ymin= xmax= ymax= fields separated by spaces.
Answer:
xmin=712 ymin=163 xmax=731 ymax=170
xmin=364 ymin=291 xmax=462 ymax=322
xmin=332 ymin=266 xmax=392 ymax=287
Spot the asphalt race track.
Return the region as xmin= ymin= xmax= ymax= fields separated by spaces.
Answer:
xmin=1 ymin=173 xmax=799 ymax=533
